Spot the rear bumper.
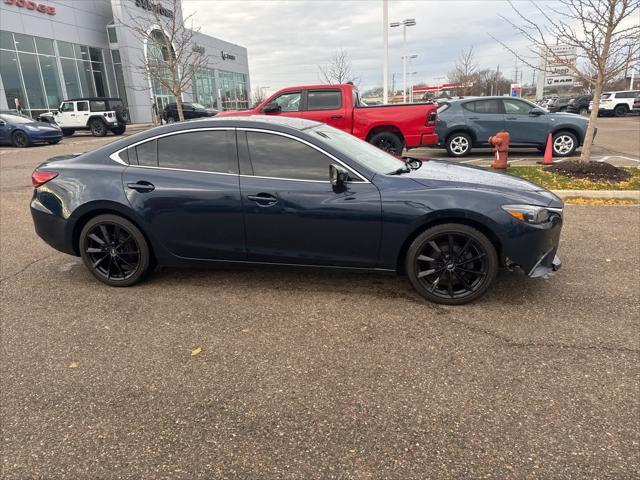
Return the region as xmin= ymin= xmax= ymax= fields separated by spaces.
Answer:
xmin=405 ymin=133 xmax=439 ymax=148
xmin=31 ymin=195 xmax=75 ymax=256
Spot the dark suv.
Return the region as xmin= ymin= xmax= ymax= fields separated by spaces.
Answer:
xmin=162 ymin=102 xmax=218 ymax=123
xmin=566 ymin=95 xmax=592 ymax=115
xmin=546 ymin=96 xmax=573 ymax=112
xmin=436 ymin=97 xmax=589 ymax=157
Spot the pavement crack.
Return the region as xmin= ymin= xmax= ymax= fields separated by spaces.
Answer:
xmin=445 ymin=317 xmax=640 ymax=354
xmin=0 ymin=254 xmax=55 ymax=284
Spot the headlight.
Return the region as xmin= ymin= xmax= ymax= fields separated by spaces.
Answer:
xmin=24 ymin=125 xmax=40 ymax=131
xmin=502 ymin=204 xmax=561 ymax=224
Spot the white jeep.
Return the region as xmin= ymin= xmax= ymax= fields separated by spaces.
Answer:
xmin=40 ymin=97 xmax=129 ymax=137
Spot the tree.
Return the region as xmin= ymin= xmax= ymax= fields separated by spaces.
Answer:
xmin=251 ymin=86 xmax=268 ymax=108
xmin=494 ymin=0 xmax=639 ymax=162
xmin=126 ymin=0 xmax=211 ymax=122
xmin=447 ymin=47 xmax=479 ymax=96
xmin=318 ymin=49 xmax=361 ymax=85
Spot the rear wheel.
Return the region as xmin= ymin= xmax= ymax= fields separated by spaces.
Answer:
xmin=405 ymin=224 xmax=498 ymax=305
xmin=111 ymin=125 xmax=126 ymax=135
xmin=613 ymin=104 xmax=628 ymax=117
xmin=79 ymin=214 xmax=151 ymax=287
xmin=369 ymin=131 xmax=404 ymax=156
xmin=552 ymin=131 xmax=577 ymax=157
xmin=446 ymin=132 xmax=472 ymax=157
xmin=11 ymin=130 xmax=30 ymax=148
xmin=89 ymin=119 xmax=107 ymax=137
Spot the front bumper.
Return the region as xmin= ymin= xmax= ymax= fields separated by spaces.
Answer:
xmin=30 ymin=130 xmax=63 ymax=143
xmin=529 ymin=251 xmax=561 ymax=278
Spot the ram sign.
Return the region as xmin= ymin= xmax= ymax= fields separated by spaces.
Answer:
xmin=536 ymin=44 xmax=577 ymax=98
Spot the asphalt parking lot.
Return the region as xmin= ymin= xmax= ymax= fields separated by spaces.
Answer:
xmin=1 ymin=119 xmax=639 ymax=479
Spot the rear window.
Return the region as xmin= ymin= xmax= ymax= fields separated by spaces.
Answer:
xmin=437 ymin=103 xmax=450 ymax=114
xmin=307 ymin=90 xmax=342 ymax=110
xmin=90 ymin=100 xmax=107 ymax=111
xmin=601 ymin=93 xmax=611 ymax=99
xmin=134 ymin=140 xmax=157 ymax=167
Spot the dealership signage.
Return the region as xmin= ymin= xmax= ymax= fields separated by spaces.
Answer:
xmin=221 ymin=51 xmax=236 ymax=61
xmin=3 ymin=0 xmax=56 ymax=15
xmin=536 ymin=43 xmax=577 ymax=98
xmin=134 ymin=0 xmax=173 ymax=19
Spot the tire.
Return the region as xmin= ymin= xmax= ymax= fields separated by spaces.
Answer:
xmin=166 ymin=116 xmax=176 ymax=124
xmin=613 ymin=105 xmax=628 ymax=117
xmin=552 ymin=131 xmax=578 ymax=157
xmin=405 ymin=223 xmax=498 ymax=305
xmin=369 ymin=131 xmax=404 ymax=156
xmin=445 ymin=132 xmax=472 ymax=157
xmin=62 ymin=129 xmax=75 ymax=137
xmin=79 ymin=214 xmax=151 ymax=287
xmin=89 ymin=118 xmax=107 ymax=137
xmin=111 ymin=125 xmax=126 ymax=135
xmin=114 ymin=106 xmax=130 ymax=124
xmin=47 ymin=139 xmax=61 ymax=145
xmin=11 ymin=130 xmax=31 ymax=148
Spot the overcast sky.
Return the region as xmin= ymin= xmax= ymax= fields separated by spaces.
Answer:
xmin=183 ymin=0 xmax=543 ymax=95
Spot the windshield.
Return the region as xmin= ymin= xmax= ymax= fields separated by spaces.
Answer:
xmin=191 ymin=103 xmax=206 ymax=109
xmin=311 ymin=124 xmax=404 ymax=175
xmin=0 ymin=113 xmax=33 ymax=124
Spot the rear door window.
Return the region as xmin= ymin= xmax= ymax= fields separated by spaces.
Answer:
xmin=463 ymin=100 xmax=502 ymax=114
xmin=157 ymin=130 xmax=237 ymax=173
xmin=76 ymin=101 xmax=89 ymax=112
xmin=307 ymin=90 xmax=342 ymax=110
xmin=135 ymin=139 xmax=157 ymax=167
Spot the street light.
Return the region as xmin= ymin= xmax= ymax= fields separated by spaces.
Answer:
xmin=403 ymin=53 xmax=418 ymax=102
xmin=408 ymin=71 xmax=418 ymax=103
xmin=390 ymin=18 xmax=416 ymax=103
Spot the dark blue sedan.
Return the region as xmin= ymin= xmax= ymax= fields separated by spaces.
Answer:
xmin=30 ymin=116 xmax=563 ymax=304
xmin=0 ymin=111 xmax=63 ymax=147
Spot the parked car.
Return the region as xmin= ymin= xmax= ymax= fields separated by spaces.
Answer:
xmin=40 ymin=97 xmax=129 ymax=137
xmin=30 ymin=116 xmax=563 ymax=305
xmin=589 ymin=90 xmax=640 ymax=117
xmin=632 ymin=95 xmax=640 ymax=114
xmin=546 ymin=96 xmax=573 ymax=112
xmin=0 ymin=111 xmax=62 ymax=147
xmin=216 ymin=83 xmax=439 ymax=156
xmin=566 ymin=95 xmax=592 ymax=115
xmin=436 ymin=97 xmax=590 ymax=157
xmin=162 ymin=102 xmax=218 ymax=123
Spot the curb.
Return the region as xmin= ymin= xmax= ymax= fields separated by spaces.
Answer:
xmin=552 ymin=190 xmax=640 ymax=201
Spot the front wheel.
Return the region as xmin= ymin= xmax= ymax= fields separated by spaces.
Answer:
xmin=552 ymin=131 xmax=578 ymax=157
xmin=11 ymin=130 xmax=31 ymax=148
xmin=89 ymin=119 xmax=107 ymax=137
xmin=369 ymin=131 xmax=404 ymax=156
xmin=446 ymin=132 xmax=472 ymax=157
xmin=62 ymin=129 xmax=75 ymax=136
xmin=613 ymin=105 xmax=628 ymax=117
xmin=405 ymin=224 xmax=498 ymax=305
xmin=79 ymin=214 xmax=151 ymax=287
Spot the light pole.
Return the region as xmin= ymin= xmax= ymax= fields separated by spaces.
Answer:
xmin=405 ymin=53 xmax=417 ymax=102
xmin=383 ymin=0 xmax=389 ymax=104
xmin=390 ymin=18 xmax=416 ymax=104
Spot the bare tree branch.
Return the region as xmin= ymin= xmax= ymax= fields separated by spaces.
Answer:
xmin=318 ymin=49 xmax=361 ymax=86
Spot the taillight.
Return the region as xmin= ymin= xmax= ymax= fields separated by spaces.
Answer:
xmin=32 ymin=171 xmax=58 ymax=188
xmin=106 ymin=112 xmax=114 ymax=118
xmin=426 ymin=110 xmax=437 ymax=126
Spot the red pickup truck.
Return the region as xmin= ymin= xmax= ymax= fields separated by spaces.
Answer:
xmin=216 ymin=84 xmax=438 ymax=156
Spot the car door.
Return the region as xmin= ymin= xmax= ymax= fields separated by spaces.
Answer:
xmin=461 ymin=99 xmax=504 ymax=143
xmin=121 ymin=128 xmax=246 ymax=260
xmin=502 ymin=98 xmax=550 ymax=145
xmin=261 ymin=91 xmax=303 ymax=118
xmin=75 ymin=101 xmax=90 ymax=127
xmin=55 ymin=101 xmax=75 ymax=128
xmin=238 ymin=129 xmax=382 ymax=268
xmin=300 ymin=89 xmax=350 ymax=131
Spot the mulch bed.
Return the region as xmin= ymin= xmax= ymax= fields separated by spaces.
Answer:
xmin=546 ymin=160 xmax=631 ymax=182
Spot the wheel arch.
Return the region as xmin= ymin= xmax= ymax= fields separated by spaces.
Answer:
xmin=395 ymin=213 xmax=503 ymax=274
xmin=86 ymin=115 xmax=107 ymax=127
xmin=365 ymin=125 xmax=405 ymax=143
xmin=445 ymin=128 xmax=477 ymax=145
xmin=551 ymin=125 xmax=582 ymax=145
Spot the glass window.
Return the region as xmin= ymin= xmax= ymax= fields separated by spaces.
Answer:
xmin=77 ymin=60 xmax=96 ymax=96
xmin=158 ymin=131 xmax=237 ymax=173
xmin=60 ymin=58 xmax=81 ymax=98
xmin=107 ymin=26 xmax=118 ymax=44
xmin=111 ymin=50 xmax=128 ymax=105
xmin=136 ymin=140 xmax=158 ymax=167
xmin=503 ymin=99 xmax=534 ymax=114
xmin=18 ymin=52 xmax=46 ymax=109
xmin=0 ymin=31 xmax=14 ymax=51
xmin=90 ymin=100 xmax=106 ymax=111
xmin=75 ymin=45 xmax=90 ymax=60
xmin=463 ymin=100 xmax=502 ymax=114
xmin=307 ymin=90 xmax=342 ymax=110
xmin=57 ymin=41 xmax=75 ymax=58
xmin=13 ymin=33 xmax=35 ymax=53
xmin=0 ymin=50 xmax=27 ymax=110
xmin=91 ymin=61 xmax=107 ymax=97
xmin=38 ymin=55 xmax=62 ymax=109
xmin=246 ymin=132 xmax=332 ymax=181
xmin=61 ymin=102 xmax=74 ymax=112
xmin=34 ymin=37 xmax=54 ymax=56
xmin=89 ymin=47 xmax=102 ymax=62
xmin=77 ymin=101 xmax=89 ymax=111
xmin=111 ymin=49 xmax=121 ymax=63
xmin=270 ymin=91 xmax=301 ymax=112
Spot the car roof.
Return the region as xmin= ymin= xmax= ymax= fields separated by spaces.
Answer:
xmin=198 ymin=115 xmax=323 ymax=130
xmin=65 ymin=97 xmax=124 ymax=102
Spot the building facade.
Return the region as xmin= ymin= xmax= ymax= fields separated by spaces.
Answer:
xmin=0 ymin=0 xmax=250 ymax=122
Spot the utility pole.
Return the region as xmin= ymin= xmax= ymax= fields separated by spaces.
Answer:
xmin=382 ymin=0 xmax=389 ymax=104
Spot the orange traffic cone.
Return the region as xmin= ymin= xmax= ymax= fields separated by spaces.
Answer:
xmin=539 ymin=133 xmax=553 ymax=165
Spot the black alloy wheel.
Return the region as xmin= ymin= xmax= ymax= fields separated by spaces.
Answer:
xmin=11 ymin=130 xmax=30 ymax=148
xmin=613 ymin=105 xmax=628 ymax=117
xmin=90 ymin=119 xmax=107 ymax=137
xmin=79 ymin=214 xmax=151 ymax=287
xmin=62 ymin=129 xmax=75 ymax=136
xmin=406 ymin=224 xmax=498 ymax=305
xmin=370 ymin=131 xmax=404 ymax=156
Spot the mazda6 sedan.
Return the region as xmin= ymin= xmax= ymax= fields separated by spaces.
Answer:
xmin=30 ymin=116 xmax=563 ymax=304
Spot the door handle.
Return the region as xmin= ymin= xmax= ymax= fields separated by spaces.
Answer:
xmin=468 ymin=116 xmax=480 ymax=120
xmin=247 ymin=193 xmax=278 ymax=206
xmin=331 ymin=115 xmax=343 ymax=120
xmin=127 ymin=181 xmax=155 ymax=193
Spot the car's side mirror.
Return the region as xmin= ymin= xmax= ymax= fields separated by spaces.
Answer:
xmin=262 ymin=102 xmax=281 ymax=114
xmin=330 ymin=164 xmax=349 ymax=190
xmin=0 ymin=120 xmax=6 ymax=126
xmin=529 ymin=108 xmax=545 ymax=116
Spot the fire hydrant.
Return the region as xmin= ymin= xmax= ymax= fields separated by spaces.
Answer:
xmin=488 ymin=131 xmax=510 ymax=169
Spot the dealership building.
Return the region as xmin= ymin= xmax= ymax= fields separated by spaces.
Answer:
xmin=0 ymin=0 xmax=250 ymax=122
